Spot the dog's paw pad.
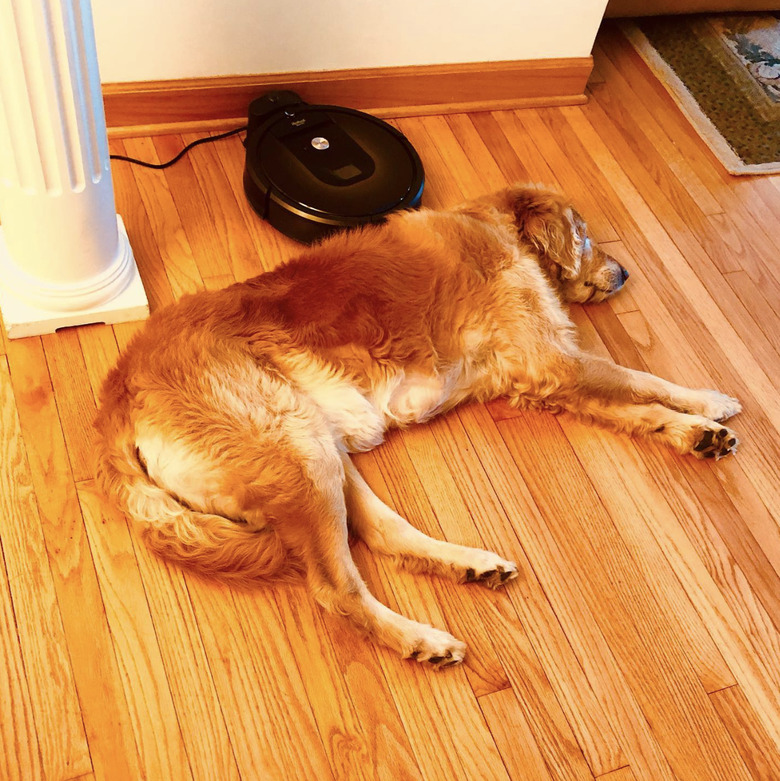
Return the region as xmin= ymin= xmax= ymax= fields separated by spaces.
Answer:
xmin=482 ymin=563 xmax=518 ymax=589
xmin=460 ymin=557 xmax=518 ymax=589
xmin=693 ymin=425 xmax=738 ymax=460
xmin=423 ymin=648 xmax=465 ymax=670
xmin=404 ymin=628 xmax=466 ymax=670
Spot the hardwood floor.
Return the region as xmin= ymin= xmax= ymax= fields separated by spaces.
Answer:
xmin=2 ymin=25 xmax=780 ymax=780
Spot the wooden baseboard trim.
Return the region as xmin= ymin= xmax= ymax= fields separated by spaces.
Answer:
xmin=103 ymin=57 xmax=592 ymax=136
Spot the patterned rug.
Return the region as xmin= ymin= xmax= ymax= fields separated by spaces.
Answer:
xmin=622 ymin=14 xmax=780 ymax=175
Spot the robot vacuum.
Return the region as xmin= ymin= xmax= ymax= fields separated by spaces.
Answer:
xmin=243 ymin=91 xmax=425 ymax=244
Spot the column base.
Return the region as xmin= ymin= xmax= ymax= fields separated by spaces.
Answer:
xmin=0 ymin=216 xmax=149 ymax=339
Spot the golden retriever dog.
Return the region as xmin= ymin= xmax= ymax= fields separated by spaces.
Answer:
xmin=94 ymin=184 xmax=741 ymax=668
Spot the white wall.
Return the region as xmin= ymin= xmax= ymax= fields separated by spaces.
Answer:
xmin=92 ymin=0 xmax=608 ymax=83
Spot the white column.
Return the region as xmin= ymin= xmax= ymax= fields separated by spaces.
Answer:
xmin=0 ymin=0 xmax=148 ymax=339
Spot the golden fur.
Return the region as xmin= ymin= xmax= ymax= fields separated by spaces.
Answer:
xmin=94 ymin=185 xmax=741 ymax=667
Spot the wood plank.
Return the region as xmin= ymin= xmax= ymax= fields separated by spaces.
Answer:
xmin=674 ymin=456 xmax=780 ymax=637
xmin=6 ymin=338 xmax=142 ymax=781
xmin=187 ymin=580 xmax=336 ymax=780
xmin=467 ymin=113 xmax=536 ymax=185
xmin=611 ymin=309 xmax=780 ymax=749
xmin=710 ymin=685 xmax=780 ymax=781
xmin=489 ymin=110 xmax=561 ymax=185
xmin=0 ymin=364 xmax=91 ymax=780
xmin=587 ymin=307 xmax=780 ymax=640
xmin=272 ymin=585 xmax=400 ymax=780
xmin=496 ymin=412 xmax=752 ymax=781
xmin=316 ymin=595 xmax=423 ymax=781
xmin=557 ymin=416 xmax=736 ymax=693
xmin=152 ymin=135 xmax=235 ymax=280
xmin=590 ymin=43 xmax=722 ymax=218
xmin=426 ymin=412 xmax=625 ymax=775
xmin=595 ymin=25 xmax=732 ymax=193
xmin=126 ymin=540 xmax=243 ymax=781
xmin=583 ymin=84 xmax=743 ymax=283
xmin=727 ymin=177 xmax=780 ymax=257
xmin=109 ymin=138 xmax=175 ymax=312
xmin=77 ymin=486 xmax=193 ymax=780
xmin=353 ymin=437 xmax=593 ymax=781
xmin=40 ymin=330 xmax=98 ymax=483
xmin=76 ymin=324 xmax=120 ymax=405
xmin=443 ymin=113 xmax=509 ymax=192
xmin=395 ymin=117 xmax=466 ymax=208
xmin=578 ymin=89 xmax=780 ymax=386
xmin=584 ymin=302 xmax=646 ymax=371
xmin=724 ymin=269 xmax=780 ymax=365
xmin=0 ymin=545 xmax=41 ymax=781
xmin=416 ymin=114 xmax=500 ymax=199
xmin=702 ymin=212 xmax=758 ymax=276
xmin=597 ymin=769 xmax=636 ymax=781
xmin=456 ymin=404 xmax=677 ymax=781
xmin=479 ymin=688 xmax=554 ymax=781
xmin=119 ymin=137 xmax=205 ymax=298
xmin=616 ymin=304 xmax=780 ymax=601
xmin=396 ymin=423 xmax=513 ymax=696
xmin=351 ymin=448 xmax=510 ymax=781
xmin=483 ymin=597 xmax=594 ymax=781
xmin=344 ymin=522 xmax=471 ymax=780
xmin=181 ymin=131 xmax=262 ymax=282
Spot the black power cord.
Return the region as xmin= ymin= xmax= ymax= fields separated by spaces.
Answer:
xmin=109 ymin=125 xmax=248 ymax=170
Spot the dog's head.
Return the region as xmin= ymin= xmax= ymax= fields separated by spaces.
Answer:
xmin=504 ymin=185 xmax=629 ymax=303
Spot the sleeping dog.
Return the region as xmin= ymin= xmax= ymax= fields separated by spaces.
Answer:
xmin=94 ymin=185 xmax=740 ymax=667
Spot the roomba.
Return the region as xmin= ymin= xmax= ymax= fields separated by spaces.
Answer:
xmin=243 ymin=91 xmax=425 ymax=243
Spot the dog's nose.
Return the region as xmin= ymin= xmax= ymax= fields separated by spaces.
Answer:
xmin=620 ymin=265 xmax=630 ymax=283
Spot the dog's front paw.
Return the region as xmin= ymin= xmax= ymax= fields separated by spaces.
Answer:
xmin=462 ymin=558 xmax=518 ymax=590
xmin=693 ymin=424 xmax=739 ymax=460
xmin=695 ymin=390 xmax=742 ymax=422
xmin=404 ymin=626 xmax=467 ymax=670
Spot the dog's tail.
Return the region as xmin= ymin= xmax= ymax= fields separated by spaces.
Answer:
xmin=93 ymin=369 xmax=296 ymax=585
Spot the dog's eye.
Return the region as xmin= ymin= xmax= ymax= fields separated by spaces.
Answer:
xmin=583 ymin=281 xmax=593 ymax=287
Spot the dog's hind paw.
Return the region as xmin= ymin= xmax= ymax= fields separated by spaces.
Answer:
xmin=693 ymin=424 xmax=739 ymax=460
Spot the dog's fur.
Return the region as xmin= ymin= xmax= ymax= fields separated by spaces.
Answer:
xmin=94 ymin=185 xmax=741 ymax=667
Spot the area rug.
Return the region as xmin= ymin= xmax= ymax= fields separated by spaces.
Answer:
xmin=622 ymin=14 xmax=780 ymax=175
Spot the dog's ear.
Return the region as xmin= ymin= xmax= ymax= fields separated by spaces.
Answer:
xmin=510 ymin=188 xmax=582 ymax=280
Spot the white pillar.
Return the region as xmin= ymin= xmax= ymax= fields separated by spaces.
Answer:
xmin=0 ymin=0 xmax=148 ymax=339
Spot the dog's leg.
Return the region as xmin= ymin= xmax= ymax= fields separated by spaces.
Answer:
xmin=508 ymin=352 xmax=740 ymax=457
xmin=259 ymin=445 xmax=468 ymax=668
xmin=342 ymin=456 xmax=518 ymax=587
xmin=561 ymin=353 xmax=741 ymax=457
xmin=558 ymin=396 xmax=739 ymax=459
xmin=573 ymin=354 xmax=741 ymax=421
